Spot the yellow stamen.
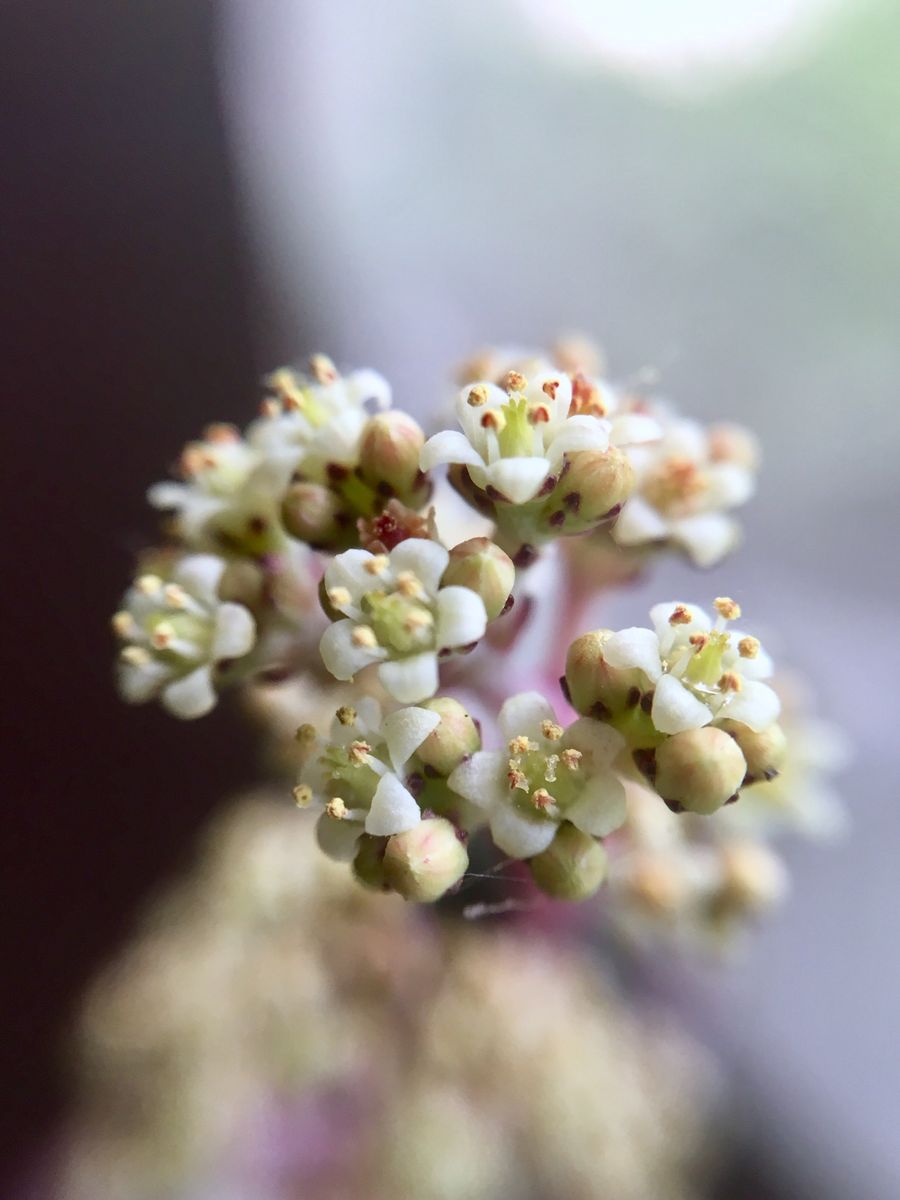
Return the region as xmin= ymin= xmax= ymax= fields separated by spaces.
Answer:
xmin=502 ymin=370 xmax=527 ymax=394
xmin=336 ymin=706 xmax=357 ymax=726
xmin=540 ymin=720 xmax=563 ymax=741
xmin=150 ymin=622 xmax=176 ymax=650
xmin=718 ymin=672 xmax=743 ymax=692
xmin=327 ymin=586 xmax=352 ymax=608
xmin=111 ymin=611 xmax=135 ymax=639
xmin=351 ymin=625 xmax=378 ymax=649
xmin=507 ymin=767 xmax=528 ymax=791
xmin=309 ymin=353 xmax=338 ymax=384
xmin=395 ymin=571 xmax=425 ymax=599
xmin=163 ymin=584 xmax=188 ymax=609
xmin=669 ymin=605 xmax=693 ymax=626
xmin=508 ymin=735 xmax=532 ymax=755
xmin=136 ymin=574 xmax=162 ymax=595
xmin=120 ymin=646 xmax=151 ymax=666
xmin=466 ymin=384 xmax=489 ymax=407
xmin=348 ymin=740 xmax=371 ymax=765
xmin=531 ymin=788 xmax=554 ymax=810
xmin=326 ymin=797 xmax=348 ymax=820
xmin=561 ymin=748 xmax=583 ymax=770
xmin=364 ymin=554 xmax=390 ymax=576
xmin=738 ymin=636 xmax=760 ymax=659
xmin=293 ymin=784 xmax=313 ymax=808
xmin=295 ymin=723 xmax=317 ymax=744
xmin=714 ymin=597 xmax=741 ymax=621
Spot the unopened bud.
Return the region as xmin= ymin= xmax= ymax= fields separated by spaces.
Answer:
xmin=383 ymin=817 xmax=468 ymax=902
xmin=528 ymin=822 xmax=608 ymax=901
xmin=218 ymin=560 xmax=265 ymax=608
xmin=718 ymin=719 xmax=787 ymax=784
xmin=717 ymin=841 xmax=788 ymax=911
xmin=417 ymin=697 xmax=481 ymax=776
xmin=352 ymin=834 xmax=390 ymax=891
xmin=543 ymin=447 xmax=634 ymax=533
xmin=563 ymin=629 xmax=647 ymax=718
xmin=359 ymin=411 xmax=427 ymax=499
xmin=281 ymin=481 xmax=343 ymax=545
xmin=655 ymin=727 xmax=747 ymax=815
xmin=441 ymin=537 xmax=515 ymax=621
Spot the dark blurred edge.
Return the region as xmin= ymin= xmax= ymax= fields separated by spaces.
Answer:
xmin=0 ymin=0 xmax=279 ymax=1180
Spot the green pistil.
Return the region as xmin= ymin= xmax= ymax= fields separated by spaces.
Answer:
xmin=362 ymin=591 xmax=435 ymax=656
xmin=321 ymin=746 xmax=383 ymax=805
xmin=509 ymin=745 xmax=583 ymax=818
xmin=336 ymin=472 xmax=380 ymax=518
xmin=684 ymin=631 xmax=729 ymax=687
xmin=497 ymin=397 xmax=535 ymax=459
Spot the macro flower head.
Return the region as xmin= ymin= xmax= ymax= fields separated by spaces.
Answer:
xmin=112 ymin=554 xmax=256 ymax=719
xmin=319 ymin=539 xmax=489 ymax=703
xmin=447 ymin=691 xmax=626 ymax=859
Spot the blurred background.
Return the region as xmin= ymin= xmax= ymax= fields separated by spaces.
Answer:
xmin=4 ymin=0 xmax=899 ymax=1195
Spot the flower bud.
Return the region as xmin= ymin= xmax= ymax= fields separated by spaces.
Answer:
xmin=718 ymin=719 xmax=787 ymax=784
xmin=541 ymin=447 xmax=634 ymax=533
xmin=563 ymin=630 xmax=647 ymax=719
xmin=281 ymin=481 xmax=343 ymax=545
xmin=441 ymin=538 xmax=515 ymax=621
xmin=352 ymin=834 xmax=390 ymax=891
xmin=528 ymin=823 xmax=608 ymax=901
xmin=383 ymin=817 xmax=468 ymax=902
xmin=717 ymin=841 xmax=788 ymax=912
xmin=417 ymin=697 xmax=481 ymax=776
xmin=218 ymin=559 xmax=265 ymax=609
xmin=654 ymin=727 xmax=747 ymax=815
xmin=358 ymin=411 xmax=427 ymax=499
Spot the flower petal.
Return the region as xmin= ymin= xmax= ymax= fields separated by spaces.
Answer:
xmin=117 ymin=660 xmax=171 ymax=705
xmin=172 ymin=555 xmax=226 ymax=606
xmin=545 ymin=415 xmax=609 ymax=463
xmin=651 ymin=675 xmax=712 ymax=735
xmin=498 ymin=692 xmax=557 ymax=741
xmin=435 ymin=586 xmax=487 ymax=650
xmin=147 ymin=481 xmax=189 ymax=510
xmin=365 ymin=774 xmax=422 ymax=836
xmin=212 ymin=603 xmax=256 ymax=660
xmin=389 ymin=539 xmax=450 ymax=595
xmin=602 ymin=627 xmax=662 ymax=682
xmin=420 ymin=430 xmax=486 ymax=473
xmin=378 ymin=651 xmax=439 ymax=703
xmin=567 ymin=772 xmax=627 ymax=836
xmin=669 ymin=514 xmax=740 ymax=568
xmin=612 ymin=495 xmax=669 ymax=546
xmin=484 ymin=457 xmax=551 ymax=504
xmin=315 ymin=813 xmax=362 ymax=862
xmin=324 ymin=549 xmax=381 ymax=604
xmin=718 ymin=680 xmax=781 ymax=731
xmin=319 ymin=619 xmax=384 ymax=681
xmin=161 ymin=666 xmax=217 ymax=719
xmin=344 ymin=367 xmax=392 ymax=410
xmin=563 ymin=717 xmax=625 ymax=766
xmin=609 ymin=412 xmax=662 ymax=446
xmin=489 ymin=806 xmax=557 ymax=859
xmin=447 ymin=751 xmax=507 ymax=809
xmin=649 ymin=602 xmax=711 ymax=643
xmin=382 ymin=706 xmax=441 ymax=772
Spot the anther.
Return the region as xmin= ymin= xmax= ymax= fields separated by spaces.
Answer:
xmin=120 ymin=646 xmax=151 ymax=666
xmin=348 ymin=740 xmax=371 ymax=764
xmin=351 ymin=625 xmax=378 ymax=648
xmin=669 ymin=605 xmax=693 ymax=626
xmin=326 ymin=797 xmax=348 ymax=819
xmin=327 ymin=586 xmax=352 ymax=608
xmin=561 ymin=748 xmax=583 ymax=770
xmin=502 ymin=370 xmax=527 ymax=394
xmin=466 ymin=385 xmax=489 ymax=407
xmin=738 ymin=636 xmax=760 ymax=659
xmin=531 ymin=788 xmax=554 ymax=810
xmin=540 ymin=720 xmax=564 ymax=741
xmin=335 ymin=706 xmax=357 ymax=726
xmin=718 ymin=672 xmax=743 ymax=692
xmin=714 ymin=597 xmax=741 ymax=620
xmin=364 ymin=555 xmax=390 ymax=575
xmin=150 ymin=622 xmax=175 ymax=650
xmin=293 ymin=784 xmax=313 ymax=808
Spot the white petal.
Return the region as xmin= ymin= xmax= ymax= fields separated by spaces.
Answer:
xmin=420 ymin=430 xmax=486 ymax=473
xmin=725 ymin=630 xmax=774 ymax=680
xmin=456 ymin=382 xmax=506 ymax=443
xmin=354 ymin=696 xmax=384 ymax=735
xmin=484 ymin=457 xmax=551 ymax=504
xmin=344 ymin=367 xmax=392 ymax=409
xmin=706 ymin=462 xmax=755 ymax=508
xmin=172 ymin=555 xmax=226 ymax=606
xmin=718 ymin=680 xmax=781 ymax=731
xmin=563 ymin=717 xmax=625 ymax=766
xmin=389 ymin=539 xmax=450 ymax=595
xmin=117 ymin=660 xmax=171 ymax=704
xmin=602 ymin=628 xmax=662 ymax=682
xmin=309 ymin=407 xmax=367 ymax=464
xmin=382 ymin=706 xmax=441 ymax=772
xmin=650 ymin=602 xmax=711 ymax=643
xmin=498 ymin=692 xmax=557 ymax=741
xmin=365 ymin=774 xmax=422 ymax=836
xmin=612 ymin=495 xmax=669 ymax=546
xmin=319 ymin=620 xmax=384 ymax=681
xmin=567 ymin=772 xmax=627 ymax=836
xmin=378 ymin=652 xmax=439 ymax=703
xmin=545 ymin=415 xmax=609 ymax=463
xmin=324 ymin=549 xmax=381 ymax=603
xmin=489 ymin=806 xmax=557 ymax=859
xmin=315 ymin=813 xmax=362 ymax=862
xmin=608 ymin=412 xmax=662 ymax=446
xmin=212 ymin=603 xmax=256 ymax=660
xmin=161 ymin=666 xmax=217 ymax=719
xmin=147 ymin=481 xmax=189 ymax=510
xmin=651 ymin=675 xmax=712 ymax=735
xmin=669 ymin=514 xmax=740 ymax=568
xmin=435 ymin=586 xmax=487 ymax=650
xmin=447 ymin=751 xmax=507 ymax=809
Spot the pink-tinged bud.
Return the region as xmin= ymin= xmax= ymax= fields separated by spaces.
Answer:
xmin=352 ymin=834 xmax=390 ymax=891
xmin=281 ymin=481 xmax=344 ymax=546
xmin=542 ymin=447 xmax=634 ymax=533
xmin=528 ymin=823 xmax=608 ymax=901
xmin=383 ymin=817 xmax=468 ymax=902
xmin=563 ymin=630 xmax=648 ymax=719
xmin=654 ymin=727 xmax=747 ymax=815
xmin=358 ymin=411 xmax=427 ymax=499
xmin=441 ymin=538 xmax=515 ymax=621
xmin=718 ymin=719 xmax=787 ymax=784
xmin=417 ymin=697 xmax=481 ymax=776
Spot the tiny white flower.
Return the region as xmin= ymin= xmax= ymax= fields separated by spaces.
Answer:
xmin=295 ymin=698 xmax=441 ymax=861
xmin=319 ymin=540 xmax=488 ymax=703
xmin=421 ymin=370 xmax=657 ymax=507
xmin=447 ymin=692 xmax=627 ymax=859
xmin=113 ymin=555 xmax=256 ymax=719
xmin=612 ymin=408 xmax=759 ymax=567
xmin=603 ymin=599 xmax=780 ymax=735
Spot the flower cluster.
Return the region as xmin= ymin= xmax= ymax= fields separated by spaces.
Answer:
xmin=109 ymin=338 xmax=844 ymax=924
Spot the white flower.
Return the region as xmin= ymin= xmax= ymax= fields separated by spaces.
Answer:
xmin=611 ymin=409 xmax=759 ymax=567
xmin=447 ymin=692 xmax=627 ymax=859
xmin=294 ymin=697 xmax=441 ymax=861
xmin=319 ymin=540 xmax=488 ymax=703
xmin=602 ymin=598 xmax=780 ymax=735
xmin=421 ymin=370 xmax=657 ymax=507
xmin=113 ymin=555 xmax=256 ymax=719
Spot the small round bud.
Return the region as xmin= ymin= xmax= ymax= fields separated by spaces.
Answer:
xmin=718 ymin=841 xmax=788 ymax=912
xmin=655 ymin=727 xmax=747 ymax=815
xmin=282 ymin=481 xmax=343 ymax=545
xmin=563 ymin=629 xmax=646 ymax=718
xmin=544 ymin=447 xmax=634 ymax=531
xmin=218 ymin=560 xmax=265 ymax=608
xmin=718 ymin=719 xmax=787 ymax=784
xmin=441 ymin=537 xmax=515 ymax=621
xmin=417 ymin=697 xmax=481 ymax=775
xmin=358 ymin=411 xmax=426 ymax=498
xmin=528 ymin=823 xmax=608 ymax=901
xmin=383 ymin=817 xmax=468 ymax=903
xmin=352 ymin=834 xmax=390 ymax=891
